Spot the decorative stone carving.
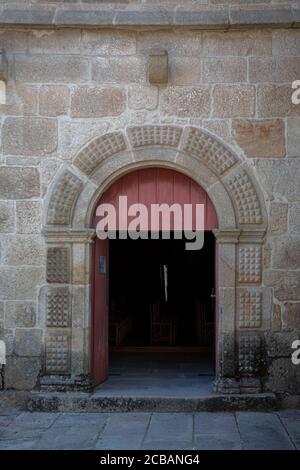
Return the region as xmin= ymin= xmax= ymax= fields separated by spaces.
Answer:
xmin=45 ymin=332 xmax=70 ymax=374
xmin=46 ymin=247 xmax=70 ymax=284
xmin=227 ymin=170 xmax=262 ymax=224
xmin=239 ymin=290 xmax=262 ymax=328
xmin=238 ymin=245 xmax=262 ymax=283
xmin=239 ymin=333 xmax=261 ymax=376
xmin=74 ymin=132 xmax=127 ymax=176
xmin=182 ymin=127 xmax=237 ymax=175
xmin=221 ymin=333 xmax=236 ymax=377
xmin=127 ymin=126 xmax=182 ymax=148
xmin=46 ymin=287 xmax=71 ymax=328
xmin=47 ymin=170 xmax=83 ymax=226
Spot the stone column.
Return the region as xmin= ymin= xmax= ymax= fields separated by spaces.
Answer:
xmin=39 ymin=228 xmax=95 ymax=391
xmin=236 ymin=229 xmax=266 ymax=393
xmin=213 ymin=229 xmax=240 ymax=394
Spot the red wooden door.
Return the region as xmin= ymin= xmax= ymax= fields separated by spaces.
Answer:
xmin=91 ymin=237 xmax=109 ymax=385
xmin=91 ymin=168 xmax=218 ymax=385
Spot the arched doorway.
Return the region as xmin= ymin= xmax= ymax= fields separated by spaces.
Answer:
xmin=91 ymin=168 xmax=218 ymax=385
xmin=42 ymin=125 xmax=267 ymax=394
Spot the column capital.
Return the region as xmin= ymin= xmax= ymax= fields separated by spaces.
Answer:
xmin=44 ymin=228 xmax=96 ymax=244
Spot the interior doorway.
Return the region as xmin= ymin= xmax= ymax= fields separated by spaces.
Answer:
xmin=91 ymin=168 xmax=218 ymax=387
xmin=108 ymin=232 xmax=215 ymax=377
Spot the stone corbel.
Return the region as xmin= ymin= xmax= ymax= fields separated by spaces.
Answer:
xmin=148 ymin=48 xmax=168 ymax=84
xmin=0 ymin=50 xmax=8 ymax=82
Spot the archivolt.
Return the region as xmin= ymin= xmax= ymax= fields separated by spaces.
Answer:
xmin=44 ymin=125 xmax=267 ymax=231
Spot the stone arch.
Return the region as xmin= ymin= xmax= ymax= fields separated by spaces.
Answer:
xmin=41 ymin=125 xmax=268 ymax=394
xmin=45 ymin=125 xmax=267 ymax=231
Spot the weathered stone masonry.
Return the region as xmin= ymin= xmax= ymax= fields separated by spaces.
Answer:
xmin=0 ymin=1 xmax=299 ymax=396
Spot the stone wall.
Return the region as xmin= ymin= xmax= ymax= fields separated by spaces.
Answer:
xmin=0 ymin=21 xmax=299 ymax=394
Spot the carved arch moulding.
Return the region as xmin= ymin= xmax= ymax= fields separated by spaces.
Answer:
xmin=41 ymin=125 xmax=268 ymax=394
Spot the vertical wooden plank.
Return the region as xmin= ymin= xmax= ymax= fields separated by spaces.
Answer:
xmin=92 ymin=237 xmax=109 ymax=385
xmin=138 ymin=168 xmax=158 ymax=229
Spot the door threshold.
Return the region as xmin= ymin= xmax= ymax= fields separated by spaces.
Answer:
xmin=110 ymin=346 xmax=213 ymax=353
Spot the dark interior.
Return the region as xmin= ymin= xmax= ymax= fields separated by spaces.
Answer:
xmin=108 ymin=232 xmax=215 ymax=351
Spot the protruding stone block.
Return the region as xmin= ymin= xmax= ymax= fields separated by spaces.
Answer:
xmin=0 ymin=49 xmax=8 ymax=81
xmin=148 ymin=49 xmax=168 ymax=84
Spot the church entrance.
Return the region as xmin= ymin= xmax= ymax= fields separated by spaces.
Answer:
xmin=108 ymin=233 xmax=215 ymax=379
xmin=91 ymin=168 xmax=218 ymax=387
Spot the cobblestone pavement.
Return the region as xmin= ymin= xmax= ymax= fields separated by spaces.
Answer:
xmin=0 ymin=409 xmax=299 ymax=450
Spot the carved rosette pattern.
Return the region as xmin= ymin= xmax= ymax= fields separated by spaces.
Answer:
xmin=46 ymin=287 xmax=71 ymax=328
xmin=47 ymin=170 xmax=83 ymax=225
xmin=238 ymin=246 xmax=262 ymax=284
xmin=238 ymin=333 xmax=261 ymax=376
xmin=182 ymin=127 xmax=237 ymax=175
xmin=46 ymin=247 xmax=70 ymax=284
xmin=74 ymin=132 xmax=127 ymax=176
xmin=127 ymin=126 xmax=182 ymax=148
xmin=45 ymin=332 xmax=71 ymax=374
xmin=239 ymin=290 xmax=262 ymax=328
xmin=227 ymin=170 xmax=262 ymax=225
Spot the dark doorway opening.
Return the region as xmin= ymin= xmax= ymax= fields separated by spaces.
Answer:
xmin=108 ymin=232 xmax=215 ymax=377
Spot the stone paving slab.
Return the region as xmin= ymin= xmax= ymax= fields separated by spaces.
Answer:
xmin=96 ymin=413 xmax=151 ymax=450
xmin=0 ymin=409 xmax=298 ymax=450
xmin=236 ymin=412 xmax=295 ymax=450
xmin=34 ymin=413 xmax=108 ymax=450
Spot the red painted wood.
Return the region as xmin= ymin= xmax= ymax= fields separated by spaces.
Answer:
xmin=94 ymin=168 xmax=218 ymax=231
xmin=91 ymin=237 xmax=109 ymax=385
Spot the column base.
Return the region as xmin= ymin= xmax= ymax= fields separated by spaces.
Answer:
xmin=39 ymin=374 xmax=92 ymax=392
xmin=213 ymin=377 xmax=241 ymax=394
xmin=214 ymin=377 xmax=262 ymax=394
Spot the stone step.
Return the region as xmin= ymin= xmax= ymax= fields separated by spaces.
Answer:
xmin=28 ymin=392 xmax=278 ymax=413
